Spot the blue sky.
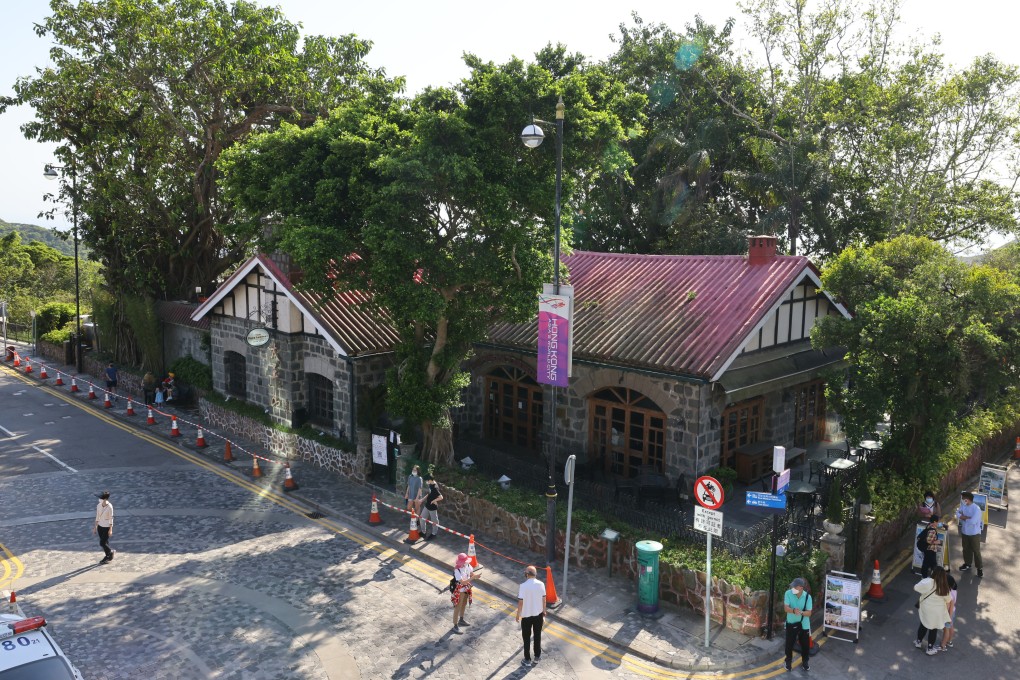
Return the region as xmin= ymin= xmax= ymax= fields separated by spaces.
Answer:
xmin=2 ymin=0 xmax=1017 ymax=248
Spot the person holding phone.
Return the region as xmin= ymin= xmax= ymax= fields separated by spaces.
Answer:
xmin=784 ymin=577 xmax=812 ymax=672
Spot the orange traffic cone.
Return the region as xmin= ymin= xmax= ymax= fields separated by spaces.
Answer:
xmin=867 ymin=559 xmax=887 ymax=601
xmin=24 ymin=359 xmax=32 ymax=374
xmin=283 ymin=463 xmax=298 ymax=491
xmin=407 ymin=510 xmax=421 ymax=543
xmin=195 ymin=428 xmax=207 ymax=448
xmin=368 ymin=494 xmax=382 ymax=524
xmin=87 ymin=385 xmax=97 ymax=400
xmin=103 ymin=393 xmax=113 ymax=408
xmin=125 ymin=400 xmax=136 ymax=416
xmin=544 ymin=565 xmax=561 ymax=607
xmin=13 ymin=354 xmax=20 ymax=367
xmin=224 ymin=441 xmax=234 ymax=462
xmin=39 ymin=365 xmax=48 ymax=379
xmin=169 ymin=416 xmax=181 ymax=437
xmin=1014 ymin=436 xmax=1020 ymax=460
xmin=8 ymin=591 xmax=15 ymax=604
xmin=55 ymin=373 xmax=64 ymax=386
xmin=146 ymin=408 xmax=156 ymax=425
xmin=251 ymin=457 xmax=263 ymax=478
xmin=467 ymin=534 xmax=478 ymax=567
xmin=70 ymin=378 xmax=79 ymax=392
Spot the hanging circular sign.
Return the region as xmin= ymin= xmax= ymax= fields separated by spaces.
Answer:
xmin=245 ymin=327 xmax=271 ymax=347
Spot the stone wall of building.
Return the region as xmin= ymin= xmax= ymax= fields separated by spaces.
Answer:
xmin=163 ymin=323 xmax=208 ymax=370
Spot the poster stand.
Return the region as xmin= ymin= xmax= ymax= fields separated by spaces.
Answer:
xmin=911 ymin=521 xmax=949 ymax=574
xmin=822 ymin=570 xmax=861 ymax=643
xmin=978 ymin=463 xmax=1008 ymax=509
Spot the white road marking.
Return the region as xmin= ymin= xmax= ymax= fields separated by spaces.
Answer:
xmin=0 ymin=424 xmax=78 ymax=473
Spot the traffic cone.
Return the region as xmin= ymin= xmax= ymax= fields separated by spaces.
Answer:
xmin=251 ymin=457 xmax=263 ymax=478
xmin=368 ymin=494 xmax=382 ymax=524
xmin=70 ymin=378 xmax=79 ymax=392
xmin=55 ymin=373 xmax=64 ymax=386
xmin=87 ymin=385 xmax=96 ymax=400
xmin=544 ymin=565 xmax=561 ymax=606
xmin=283 ymin=462 xmax=298 ymax=491
xmin=195 ymin=428 xmax=207 ymax=448
xmin=8 ymin=592 xmax=14 ymax=604
xmin=867 ymin=559 xmax=887 ymax=602
xmin=467 ymin=534 xmax=478 ymax=567
xmin=13 ymin=354 xmax=20 ymax=367
xmin=103 ymin=393 xmax=113 ymax=408
xmin=24 ymin=359 xmax=32 ymax=374
xmin=39 ymin=365 xmax=48 ymax=379
xmin=146 ymin=408 xmax=156 ymax=425
xmin=1014 ymin=436 xmax=1020 ymax=460
xmin=169 ymin=416 xmax=181 ymax=437
xmin=223 ymin=441 xmax=234 ymax=462
xmin=125 ymin=400 xmax=136 ymax=416
xmin=407 ymin=510 xmax=421 ymax=543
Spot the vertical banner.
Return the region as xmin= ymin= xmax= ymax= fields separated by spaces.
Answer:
xmin=537 ymin=284 xmax=573 ymax=387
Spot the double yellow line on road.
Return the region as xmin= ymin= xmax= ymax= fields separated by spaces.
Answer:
xmin=1 ymin=364 xmax=831 ymax=678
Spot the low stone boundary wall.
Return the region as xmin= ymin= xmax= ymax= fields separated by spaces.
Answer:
xmin=199 ymin=398 xmax=369 ymax=483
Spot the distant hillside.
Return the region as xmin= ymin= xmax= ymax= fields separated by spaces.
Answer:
xmin=0 ymin=219 xmax=76 ymax=257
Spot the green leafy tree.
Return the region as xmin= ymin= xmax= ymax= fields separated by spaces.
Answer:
xmin=813 ymin=236 xmax=1020 ymax=474
xmin=221 ymin=53 xmax=641 ymax=464
xmin=1 ymin=0 xmax=397 ymax=364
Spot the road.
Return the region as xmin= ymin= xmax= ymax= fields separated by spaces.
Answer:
xmin=2 ymin=362 xmax=1018 ymax=680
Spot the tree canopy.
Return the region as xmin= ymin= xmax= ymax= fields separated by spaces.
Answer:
xmin=812 ymin=235 xmax=1020 ymax=478
xmin=220 ymin=51 xmax=642 ymax=463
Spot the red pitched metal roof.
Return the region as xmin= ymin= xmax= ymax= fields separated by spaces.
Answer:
xmin=487 ymin=250 xmax=816 ymax=380
xmin=156 ymin=301 xmax=209 ymax=330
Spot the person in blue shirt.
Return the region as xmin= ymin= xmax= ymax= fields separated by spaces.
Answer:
xmin=784 ymin=577 xmax=812 ymax=672
xmin=956 ymin=491 xmax=983 ymax=577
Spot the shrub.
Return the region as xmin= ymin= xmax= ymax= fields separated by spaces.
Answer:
xmin=41 ymin=327 xmax=73 ymax=344
xmin=169 ymin=355 xmax=212 ymax=391
xmin=35 ymin=302 xmax=76 ymax=336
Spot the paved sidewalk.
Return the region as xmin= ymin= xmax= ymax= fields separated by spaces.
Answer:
xmin=5 ymin=344 xmax=785 ymax=672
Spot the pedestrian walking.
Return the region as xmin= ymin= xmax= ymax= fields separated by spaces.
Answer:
xmin=914 ymin=566 xmax=952 ymax=655
xmin=940 ymin=572 xmax=958 ymax=651
xmin=783 ymin=577 xmax=812 ymax=672
xmin=104 ymin=362 xmax=119 ymax=399
xmin=451 ymin=552 xmax=473 ymax=633
xmin=420 ymin=477 xmax=442 ymax=540
xmin=516 ymin=565 xmax=547 ymax=667
xmin=918 ymin=515 xmax=943 ymax=578
xmin=405 ymin=465 xmax=423 ymax=513
xmin=92 ymin=490 xmax=115 ymax=564
xmin=956 ymin=491 xmax=984 ymax=577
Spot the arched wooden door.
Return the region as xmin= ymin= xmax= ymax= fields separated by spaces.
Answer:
xmin=589 ymin=387 xmax=666 ymax=477
xmin=484 ymin=366 xmax=544 ymax=451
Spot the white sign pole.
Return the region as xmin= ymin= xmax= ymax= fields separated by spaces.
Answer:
xmin=562 ymin=455 xmax=576 ymax=599
xmin=705 ymin=531 xmax=712 ymax=648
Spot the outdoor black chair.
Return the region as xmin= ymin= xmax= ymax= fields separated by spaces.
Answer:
xmin=826 ymin=448 xmax=845 ymax=459
xmin=809 ymin=459 xmax=825 ymax=484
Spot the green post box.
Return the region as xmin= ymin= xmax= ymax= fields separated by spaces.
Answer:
xmin=635 ymin=540 xmax=664 ymax=614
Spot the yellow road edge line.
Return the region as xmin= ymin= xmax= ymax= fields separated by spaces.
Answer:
xmin=4 ymin=366 xmax=808 ymax=679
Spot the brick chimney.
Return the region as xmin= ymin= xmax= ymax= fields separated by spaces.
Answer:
xmin=747 ymin=235 xmax=778 ymax=265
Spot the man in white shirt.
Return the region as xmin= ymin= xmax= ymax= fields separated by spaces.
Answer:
xmin=515 ymin=565 xmax=546 ymax=667
xmin=92 ymin=490 xmax=115 ymax=564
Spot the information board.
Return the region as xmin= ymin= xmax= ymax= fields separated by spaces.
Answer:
xmin=745 ymin=491 xmax=786 ymax=513
xmin=911 ymin=521 xmax=949 ymax=572
xmin=978 ymin=463 xmax=1007 ymax=508
xmin=694 ymin=506 xmax=723 ymax=537
xmin=971 ymin=492 xmax=989 ymax=526
xmin=371 ymin=434 xmax=388 ymax=465
xmin=822 ymin=571 xmax=862 ymax=643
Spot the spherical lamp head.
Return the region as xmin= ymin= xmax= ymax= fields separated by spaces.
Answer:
xmin=43 ymin=164 xmax=59 ymax=180
xmin=520 ymin=123 xmax=544 ymax=149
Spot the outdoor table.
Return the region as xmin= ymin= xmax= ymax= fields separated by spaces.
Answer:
xmin=787 ymin=481 xmax=817 ymax=494
xmin=786 ymin=481 xmax=818 ymax=515
xmin=859 ymin=440 xmax=882 ymax=451
xmin=826 ymin=457 xmax=857 ymax=472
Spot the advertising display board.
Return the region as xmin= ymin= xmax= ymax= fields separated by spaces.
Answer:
xmin=911 ymin=521 xmax=949 ymax=572
xmin=978 ymin=463 xmax=1008 ymax=509
xmin=971 ymin=492 xmax=989 ymax=526
xmin=822 ymin=570 xmax=862 ymax=643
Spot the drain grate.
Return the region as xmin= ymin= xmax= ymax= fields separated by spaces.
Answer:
xmin=306 ymin=511 xmax=326 ymax=519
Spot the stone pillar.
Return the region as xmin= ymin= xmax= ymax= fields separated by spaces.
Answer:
xmin=855 ymin=516 xmax=877 ymax=575
xmin=820 ymin=532 xmax=847 ymax=572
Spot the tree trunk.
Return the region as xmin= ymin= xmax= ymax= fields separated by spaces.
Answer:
xmin=422 ymin=417 xmax=455 ymax=467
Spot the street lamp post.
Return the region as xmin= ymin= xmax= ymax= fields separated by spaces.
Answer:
xmin=522 ymin=97 xmax=565 ymax=571
xmin=43 ymin=162 xmax=84 ymax=374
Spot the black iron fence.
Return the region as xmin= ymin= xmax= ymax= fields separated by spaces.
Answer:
xmin=454 ymin=439 xmax=821 ymax=558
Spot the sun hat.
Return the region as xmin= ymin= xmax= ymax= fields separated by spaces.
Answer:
xmin=455 ymin=553 xmax=469 ymax=568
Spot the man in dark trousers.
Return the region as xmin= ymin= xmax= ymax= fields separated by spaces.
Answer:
xmin=919 ymin=515 xmax=943 ymax=578
xmin=92 ymin=490 xmax=115 ymax=564
xmin=515 ymin=565 xmax=547 ymax=667
xmin=420 ymin=478 xmax=443 ymax=540
xmin=104 ymin=362 xmax=119 ymax=401
xmin=783 ymin=577 xmax=812 ymax=672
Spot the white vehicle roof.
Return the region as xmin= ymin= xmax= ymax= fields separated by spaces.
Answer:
xmin=0 ymin=610 xmax=81 ymax=679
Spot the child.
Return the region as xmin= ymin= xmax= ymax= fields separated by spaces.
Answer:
xmin=154 ymin=385 xmax=165 ymax=406
xmin=940 ymin=573 xmax=958 ymax=651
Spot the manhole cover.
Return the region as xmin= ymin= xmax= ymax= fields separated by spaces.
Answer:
xmin=306 ymin=511 xmax=326 ymax=519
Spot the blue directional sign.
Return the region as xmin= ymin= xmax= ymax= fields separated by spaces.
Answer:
xmin=746 ymin=491 xmax=787 ymax=514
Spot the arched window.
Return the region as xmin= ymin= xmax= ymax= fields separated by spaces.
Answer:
xmin=484 ymin=366 xmax=543 ymax=451
xmin=224 ymin=351 xmax=246 ymax=398
xmin=589 ymin=387 xmax=666 ymax=478
xmin=306 ymin=373 xmax=334 ymax=428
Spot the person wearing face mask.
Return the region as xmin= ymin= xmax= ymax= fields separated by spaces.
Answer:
xmin=919 ymin=490 xmax=941 ymax=521
xmin=405 ymin=464 xmax=423 ymax=513
xmin=784 ymin=577 xmax=812 ymax=672
xmin=956 ymin=491 xmax=983 ymax=577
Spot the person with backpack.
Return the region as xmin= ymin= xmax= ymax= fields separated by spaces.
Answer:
xmin=917 ymin=515 xmax=943 ymax=578
xmin=450 ymin=552 xmax=474 ymax=633
xmin=783 ymin=577 xmax=812 ymax=672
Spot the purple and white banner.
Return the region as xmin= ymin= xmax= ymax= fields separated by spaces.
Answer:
xmin=537 ymin=289 xmax=573 ymax=387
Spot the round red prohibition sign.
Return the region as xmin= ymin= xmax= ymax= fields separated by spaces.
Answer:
xmin=694 ymin=475 xmax=725 ymax=510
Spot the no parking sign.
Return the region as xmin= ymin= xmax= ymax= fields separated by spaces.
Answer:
xmin=694 ymin=475 xmax=724 ymax=510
